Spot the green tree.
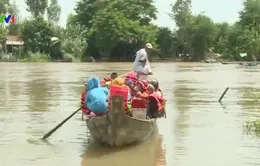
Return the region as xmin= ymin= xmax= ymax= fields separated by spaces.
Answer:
xmin=66 ymin=13 xmax=77 ymax=27
xmin=171 ymin=1 xmax=219 ymax=60
xmin=191 ymin=14 xmax=218 ymax=60
xmin=50 ymin=25 xmax=88 ymax=61
xmin=74 ymin=0 xmax=158 ymax=60
xmin=0 ymin=0 xmax=10 ymax=54
xmin=25 ymin=0 xmax=48 ymax=18
xmin=0 ymin=0 xmax=10 ymax=14
xmin=20 ymin=18 xmax=53 ymax=53
xmin=74 ymin=0 xmax=108 ymax=28
xmin=171 ymin=0 xmax=192 ymax=27
xmin=213 ymin=22 xmax=230 ymax=54
xmin=155 ymin=27 xmax=177 ymax=58
xmin=7 ymin=1 xmax=21 ymax=35
xmin=239 ymin=0 xmax=260 ymax=30
xmin=47 ymin=0 xmax=61 ymax=25
xmin=171 ymin=0 xmax=193 ymax=57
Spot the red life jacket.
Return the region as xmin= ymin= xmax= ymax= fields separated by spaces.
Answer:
xmin=137 ymin=80 xmax=148 ymax=90
xmin=108 ymin=85 xmax=129 ymax=111
xmin=125 ymin=72 xmax=137 ymax=84
xmin=148 ymin=92 xmax=163 ymax=111
xmin=136 ymin=91 xmax=149 ymax=99
xmin=154 ymin=88 xmax=166 ymax=103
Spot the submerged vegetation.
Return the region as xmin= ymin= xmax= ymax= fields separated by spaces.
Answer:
xmin=243 ymin=90 xmax=260 ymax=136
xmin=245 ymin=120 xmax=260 ymax=131
xmin=0 ymin=0 xmax=260 ymax=62
xmin=244 ymin=120 xmax=260 ymax=136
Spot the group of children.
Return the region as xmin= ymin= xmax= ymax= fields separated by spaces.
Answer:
xmin=80 ymin=71 xmax=166 ymax=118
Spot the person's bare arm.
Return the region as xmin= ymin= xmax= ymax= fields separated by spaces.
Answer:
xmin=137 ymin=71 xmax=149 ymax=75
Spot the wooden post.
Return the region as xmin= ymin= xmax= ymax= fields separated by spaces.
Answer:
xmin=218 ymin=87 xmax=229 ymax=102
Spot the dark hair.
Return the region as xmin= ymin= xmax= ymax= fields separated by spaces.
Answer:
xmin=149 ymin=79 xmax=158 ymax=90
xmin=110 ymin=72 xmax=118 ymax=79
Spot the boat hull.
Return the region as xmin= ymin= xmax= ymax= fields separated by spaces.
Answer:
xmin=86 ymin=95 xmax=156 ymax=147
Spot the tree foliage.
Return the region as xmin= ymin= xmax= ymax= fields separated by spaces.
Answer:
xmin=25 ymin=0 xmax=48 ymax=18
xmin=20 ymin=18 xmax=52 ymax=53
xmin=73 ymin=0 xmax=158 ymax=61
xmin=7 ymin=1 xmax=21 ymax=35
xmin=47 ymin=0 xmax=61 ymax=25
xmin=1 ymin=0 xmax=260 ymax=62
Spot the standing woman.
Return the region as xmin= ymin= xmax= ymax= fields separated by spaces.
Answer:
xmin=133 ymin=43 xmax=153 ymax=73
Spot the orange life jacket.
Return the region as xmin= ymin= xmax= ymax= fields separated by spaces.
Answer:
xmin=80 ymin=90 xmax=90 ymax=114
xmin=148 ymin=92 xmax=163 ymax=112
xmin=137 ymin=91 xmax=149 ymax=99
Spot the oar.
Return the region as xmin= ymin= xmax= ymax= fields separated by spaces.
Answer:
xmin=42 ymin=107 xmax=81 ymax=140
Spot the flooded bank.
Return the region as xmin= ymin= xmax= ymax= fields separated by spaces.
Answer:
xmin=0 ymin=62 xmax=259 ymax=166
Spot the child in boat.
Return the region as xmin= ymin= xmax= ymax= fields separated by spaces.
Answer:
xmin=124 ymin=72 xmax=138 ymax=100
xmin=136 ymin=57 xmax=152 ymax=81
xmin=149 ymin=79 xmax=162 ymax=98
xmin=84 ymin=77 xmax=109 ymax=117
xmin=104 ymin=72 xmax=118 ymax=81
xmin=147 ymin=84 xmax=155 ymax=95
xmin=102 ymin=72 xmax=118 ymax=87
xmin=125 ymin=72 xmax=137 ymax=85
xmin=146 ymin=84 xmax=165 ymax=118
xmin=148 ymin=80 xmax=166 ymax=115
xmin=134 ymin=80 xmax=149 ymax=98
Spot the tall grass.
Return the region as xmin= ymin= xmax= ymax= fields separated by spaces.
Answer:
xmin=0 ymin=54 xmax=17 ymax=62
xmin=243 ymin=91 xmax=260 ymax=136
xmin=19 ymin=51 xmax=50 ymax=62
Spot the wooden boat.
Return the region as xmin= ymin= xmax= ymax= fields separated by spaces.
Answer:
xmin=81 ymin=127 xmax=160 ymax=166
xmin=85 ymin=95 xmax=156 ymax=147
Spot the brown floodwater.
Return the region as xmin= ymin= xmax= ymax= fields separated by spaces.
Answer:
xmin=0 ymin=62 xmax=259 ymax=166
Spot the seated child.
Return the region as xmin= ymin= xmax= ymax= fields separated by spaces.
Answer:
xmin=125 ymin=72 xmax=137 ymax=85
xmin=104 ymin=72 xmax=118 ymax=81
xmin=148 ymin=80 xmax=166 ymax=115
xmin=134 ymin=80 xmax=149 ymax=99
xmin=147 ymin=84 xmax=163 ymax=110
xmin=146 ymin=84 xmax=160 ymax=118
xmin=84 ymin=77 xmax=109 ymax=117
xmin=102 ymin=72 xmax=118 ymax=87
xmin=149 ymin=79 xmax=162 ymax=98
xmin=124 ymin=72 xmax=137 ymax=100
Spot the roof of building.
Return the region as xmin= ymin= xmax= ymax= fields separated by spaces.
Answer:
xmin=6 ymin=35 xmax=24 ymax=45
